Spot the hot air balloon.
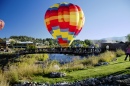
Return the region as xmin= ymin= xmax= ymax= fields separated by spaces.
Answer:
xmin=0 ymin=20 xmax=5 ymax=30
xmin=44 ymin=2 xmax=85 ymax=47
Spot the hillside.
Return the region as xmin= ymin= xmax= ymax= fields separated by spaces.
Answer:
xmin=101 ymin=36 xmax=127 ymax=42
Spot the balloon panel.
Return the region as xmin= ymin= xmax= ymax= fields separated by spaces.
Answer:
xmin=0 ymin=20 xmax=5 ymax=30
xmin=44 ymin=2 xmax=85 ymax=47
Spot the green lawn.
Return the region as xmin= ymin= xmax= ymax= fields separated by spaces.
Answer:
xmin=31 ymin=55 xmax=130 ymax=84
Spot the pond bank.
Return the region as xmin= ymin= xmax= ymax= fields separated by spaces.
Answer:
xmin=12 ymin=74 xmax=130 ymax=86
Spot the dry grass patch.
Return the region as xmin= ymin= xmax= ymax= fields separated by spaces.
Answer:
xmin=0 ymin=73 xmax=9 ymax=86
xmin=43 ymin=60 xmax=60 ymax=74
xmin=3 ymin=54 xmax=49 ymax=84
xmin=98 ymin=51 xmax=116 ymax=62
xmin=80 ymin=56 xmax=99 ymax=67
xmin=116 ymin=49 xmax=125 ymax=57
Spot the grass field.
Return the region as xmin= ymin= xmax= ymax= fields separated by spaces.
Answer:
xmin=31 ymin=55 xmax=130 ymax=84
xmin=0 ymin=50 xmax=129 ymax=85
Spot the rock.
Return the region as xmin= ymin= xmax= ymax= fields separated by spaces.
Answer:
xmin=116 ymin=78 xmax=130 ymax=85
xmin=57 ymin=82 xmax=69 ymax=86
xmin=53 ymin=64 xmax=60 ymax=70
xmin=95 ymin=62 xmax=109 ymax=66
xmin=12 ymin=74 xmax=130 ymax=86
xmin=50 ymin=72 xmax=66 ymax=78
xmin=103 ymin=62 xmax=109 ymax=65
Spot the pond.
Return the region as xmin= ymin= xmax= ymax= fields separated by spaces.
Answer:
xmin=49 ymin=54 xmax=85 ymax=63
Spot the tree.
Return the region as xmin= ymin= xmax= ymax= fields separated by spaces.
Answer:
xmin=95 ymin=44 xmax=99 ymax=48
xmin=3 ymin=37 xmax=6 ymax=41
xmin=43 ymin=39 xmax=46 ymax=44
xmin=84 ymin=39 xmax=92 ymax=46
xmin=83 ymin=43 xmax=88 ymax=47
xmin=44 ymin=41 xmax=49 ymax=46
xmin=49 ymin=40 xmax=53 ymax=46
xmin=126 ymin=34 xmax=130 ymax=42
xmin=9 ymin=39 xmax=16 ymax=48
xmin=27 ymin=44 xmax=36 ymax=49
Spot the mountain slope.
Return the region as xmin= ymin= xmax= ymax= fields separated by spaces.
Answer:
xmin=101 ymin=36 xmax=127 ymax=42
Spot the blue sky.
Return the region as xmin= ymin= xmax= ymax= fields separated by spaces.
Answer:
xmin=0 ymin=0 xmax=130 ymax=40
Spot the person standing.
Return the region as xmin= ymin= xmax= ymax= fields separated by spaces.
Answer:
xmin=124 ymin=45 xmax=130 ymax=61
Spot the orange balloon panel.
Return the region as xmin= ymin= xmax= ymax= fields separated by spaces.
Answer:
xmin=44 ymin=2 xmax=85 ymax=47
xmin=0 ymin=20 xmax=5 ymax=30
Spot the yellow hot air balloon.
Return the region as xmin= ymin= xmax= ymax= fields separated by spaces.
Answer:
xmin=44 ymin=2 xmax=85 ymax=47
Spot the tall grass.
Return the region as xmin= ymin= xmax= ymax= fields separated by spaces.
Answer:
xmin=0 ymin=51 xmax=117 ymax=84
xmin=98 ymin=51 xmax=116 ymax=62
xmin=61 ymin=51 xmax=116 ymax=72
xmin=17 ymin=64 xmax=43 ymax=78
xmin=3 ymin=54 xmax=49 ymax=84
xmin=81 ymin=56 xmax=99 ymax=66
xmin=115 ymin=49 xmax=125 ymax=57
xmin=61 ymin=61 xmax=84 ymax=72
xmin=43 ymin=60 xmax=60 ymax=74
xmin=4 ymin=69 xmax=18 ymax=84
xmin=60 ymin=57 xmax=84 ymax=71
xmin=0 ymin=73 xmax=9 ymax=86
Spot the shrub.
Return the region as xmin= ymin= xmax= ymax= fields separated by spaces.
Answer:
xmin=81 ymin=56 xmax=99 ymax=66
xmin=36 ymin=54 xmax=49 ymax=61
xmin=0 ymin=73 xmax=9 ymax=86
xmin=16 ymin=63 xmax=43 ymax=78
xmin=60 ymin=56 xmax=85 ymax=71
xmin=43 ymin=60 xmax=60 ymax=74
xmin=0 ymin=81 xmax=9 ymax=86
xmin=4 ymin=70 xmax=18 ymax=84
xmin=89 ymin=56 xmax=99 ymax=66
xmin=61 ymin=56 xmax=98 ymax=71
xmin=65 ymin=64 xmax=84 ymax=72
xmin=1 ymin=54 xmax=50 ymax=84
xmin=98 ymin=51 xmax=116 ymax=62
xmin=71 ymin=57 xmax=82 ymax=66
xmin=115 ymin=49 xmax=125 ymax=57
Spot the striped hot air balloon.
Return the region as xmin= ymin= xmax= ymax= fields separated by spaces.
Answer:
xmin=0 ymin=20 xmax=5 ymax=30
xmin=44 ymin=2 xmax=85 ymax=47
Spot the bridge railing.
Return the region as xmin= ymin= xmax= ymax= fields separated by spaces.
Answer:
xmin=18 ymin=47 xmax=105 ymax=55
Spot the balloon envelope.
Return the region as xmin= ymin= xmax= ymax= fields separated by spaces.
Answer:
xmin=0 ymin=20 xmax=5 ymax=30
xmin=44 ymin=2 xmax=85 ymax=47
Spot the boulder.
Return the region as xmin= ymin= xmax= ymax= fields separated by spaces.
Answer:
xmin=95 ymin=62 xmax=109 ymax=66
xmin=53 ymin=64 xmax=60 ymax=70
xmin=50 ymin=72 xmax=66 ymax=78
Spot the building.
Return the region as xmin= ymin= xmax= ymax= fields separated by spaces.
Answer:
xmin=101 ymin=42 xmax=128 ymax=51
xmin=13 ymin=41 xmax=34 ymax=48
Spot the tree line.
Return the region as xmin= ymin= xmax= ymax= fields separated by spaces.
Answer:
xmin=2 ymin=36 xmax=93 ymax=47
xmin=2 ymin=34 xmax=130 ymax=48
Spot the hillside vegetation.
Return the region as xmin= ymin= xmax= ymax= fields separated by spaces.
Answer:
xmin=2 ymin=36 xmax=93 ymax=47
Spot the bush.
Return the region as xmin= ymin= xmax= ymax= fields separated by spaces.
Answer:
xmin=5 ymin=71 xmax=18 ymax=84
xmin=43 ymin=60 xmax=60 ymax=74
xmin=115 ymin=49 xmax=125 ymax=57
xmin=65 ymin=64 xmax=84 ymax=72
xmin=81 ymin=56 xmax=99 ymax=66
xmin=61 ymin=51 xmax=116 ymax=71
xmin=61 ymin=57 xmax=85 ymax=71
xmin=36 ymin=54 xmax=49 ymax=61
xmin=16 ymin=63 xmax=43 ymax=78
xmin=0 ymin=73 xmax=9 ymax=86
xmin=98 ymin=51 xmax=116 ymax=62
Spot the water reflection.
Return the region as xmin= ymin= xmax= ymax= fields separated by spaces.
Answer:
xmin=49 ymin=54 xmax=83 ymax=63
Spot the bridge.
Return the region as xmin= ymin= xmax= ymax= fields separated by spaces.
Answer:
xmin=17 ymin=47 xmax=108 ymax=56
